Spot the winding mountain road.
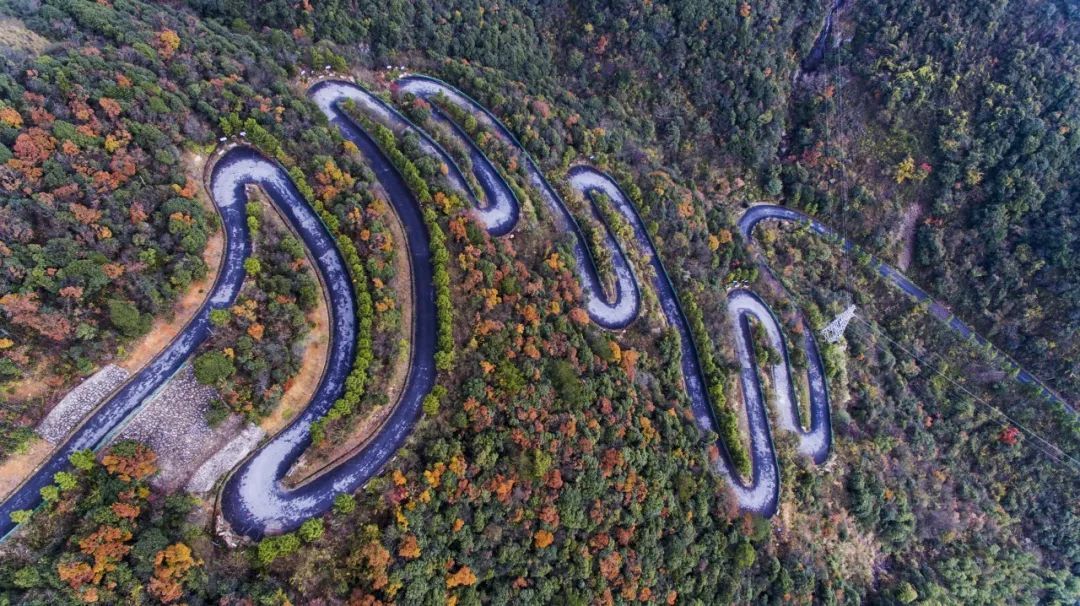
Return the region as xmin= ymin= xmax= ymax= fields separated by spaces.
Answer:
xmin=219 ymin=83 xmax=436 ymax=538
xmin=5 ymin=73 xmax=1062 ymax=542
xmin=1 ymin=146 xmax=255 ymax=539
xmin=289 ymin=76 xmax=832 ymax=521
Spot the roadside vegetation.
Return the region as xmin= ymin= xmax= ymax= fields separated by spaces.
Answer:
xmin=191 ymin=194 xmax=319 ymax=423
xmin=0 ymin=0 xmax=1076 ymax=604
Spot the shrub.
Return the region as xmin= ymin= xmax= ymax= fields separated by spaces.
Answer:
xmin=209 ymin=309 xmax=231 ymax=327
xmin=9 ymin=510 xmax=31 ymax=525
xmin=256 ymin=533 xmax=301 ymax=566
xmin=69 ymin=449 xmax=96 ymax=471
xmin=193 ymin=350 xmax=235 ymax=385
xmin=298 ymin=518 xmax=324 ymax=543
xmin=333 ymin=493 xmax=356 ymax=515
xmin=108 ymin=299 xmax=150 ymax=338
xmin=243 ymin=257 xmax=262 ymax=276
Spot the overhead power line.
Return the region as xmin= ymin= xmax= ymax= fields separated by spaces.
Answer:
xmin=846 ymin=314 xmax=1080 ymax=473
xmin=757 ymin=249 xmax=1080 ymax=473
xmin=808 ymin=5 xmax=1079 ymax=474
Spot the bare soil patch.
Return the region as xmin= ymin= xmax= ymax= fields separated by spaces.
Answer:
xmin=4 ymin=362 xmax=66 ymax=408
xmin=0 ymin=439 xmax=51 ymax=500
xmin=897 ymin=203 xmax=922 ymax=271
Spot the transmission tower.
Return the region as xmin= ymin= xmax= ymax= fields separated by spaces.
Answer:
xmin=821 ymin=305 xmax=857 ymax=343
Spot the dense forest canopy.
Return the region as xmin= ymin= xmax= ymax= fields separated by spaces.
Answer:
xmin=841 ymin=0 xmax=1080 ymax=398
xmin=0 ymin=0 xmax=1077 ymax=604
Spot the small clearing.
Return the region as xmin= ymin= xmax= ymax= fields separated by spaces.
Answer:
xmin=897 ymin=203 xmax=922 ymax=271
xmin=5 ymin=360 xmax=67 ymax=406
xmin=0 ymin=18 xmax=50 ymax=55
xmin=0 ymin=439 xmax=51 ymax=501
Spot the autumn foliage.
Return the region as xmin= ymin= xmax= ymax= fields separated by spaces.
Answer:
xmin=101 ymin=441 xmax=158 ymax=482
xmin=999 ymin=426 xmax=1021 ymax=446
xmin=149 ymin=543 xmax=200 ymax=603
xmin=156 ymin=29 xmax=181 ymax=59
xmin=446 ymin=564 xmax=478 ymax=588
xmin=533 ymin=529 xmax=554 ymax=549
xmin=397 ymin=534 xmax=421 ymax=559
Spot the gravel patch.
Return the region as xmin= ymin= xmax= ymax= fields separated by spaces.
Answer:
xmin=186 ymin=424 xmax=265 ymax=494
xmin=36 ymin=365 xmax=129 ymax=444
xmin=113 ymin=365 xmax=245 ymax=492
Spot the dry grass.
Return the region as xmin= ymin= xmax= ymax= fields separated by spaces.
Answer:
xmin=4 ymin=361 xmax=65 ymax=406
xmin=0 ymin=438 xmax=51 ymax=501
xmin=0 ymin=18 xmax=49 ymax=55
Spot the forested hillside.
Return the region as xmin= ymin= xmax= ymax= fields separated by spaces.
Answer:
xmin=786 ymin=0 xmax=1080 ymax=398
xmin=0 ymin=0 xmax=1077 ymax=604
